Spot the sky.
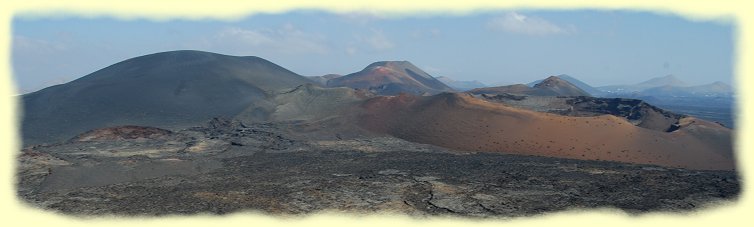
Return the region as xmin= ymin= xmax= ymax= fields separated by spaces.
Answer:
xmin=11 ymin=9 xmax=734 ymax=94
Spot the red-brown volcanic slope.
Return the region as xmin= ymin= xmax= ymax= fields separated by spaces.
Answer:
xmin=470 ymin=84 xmax=533 ymax=95
xmin=327 ymin=61 xmax=454 ymax=95
xmin=71 ymin=126 xmax=173 ymax=142
xmin=470 ymin=76 xmax=590 ymax=97
xmin=357 ymin=93 xmax=734 ymax=170
xmin=532 ymin=76 xmax=591 ymax=96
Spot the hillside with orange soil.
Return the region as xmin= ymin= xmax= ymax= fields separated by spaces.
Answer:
xmin=476 ymin=94 xmax=685 ymax=132
xmin=357 ymin=93 xmax=734 ymax=170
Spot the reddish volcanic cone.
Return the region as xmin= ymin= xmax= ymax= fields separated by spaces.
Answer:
xmin=357 ymin=92 xmax=735 ymax=170
xmin=327 ymin=61 xmax=454 ymax=95
xmin=470 ymin=76 xmax=590 ymax=97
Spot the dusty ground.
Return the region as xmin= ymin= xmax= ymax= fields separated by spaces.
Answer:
xmin=358 ymin=93 xmax=735 ymax=170
xmin=17 ymin=120 xmax=740 ymax=217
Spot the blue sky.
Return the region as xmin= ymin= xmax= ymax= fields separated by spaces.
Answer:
xmin=11 ymin=9 xmax=734 ymax=93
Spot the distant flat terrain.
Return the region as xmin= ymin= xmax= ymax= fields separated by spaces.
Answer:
xmin=655 ymin=104 xmax=734 ymax=129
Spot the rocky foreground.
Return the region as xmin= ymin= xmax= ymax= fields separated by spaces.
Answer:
xmin=17 ymin=120 xmax=739 ymax=217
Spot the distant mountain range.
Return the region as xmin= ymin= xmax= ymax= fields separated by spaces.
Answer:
xmin=524 ymin=74 xmax=733 ymax=99
xmin=621 ymin=81 xmax=733 ymax=97
xmin=597 ymin=74 xmax=732 ymax=98
xmin=435 ymin=76 xmax=487 ymax=91
xmin=471 ymin=76 xmax=591 ymax=97
xmin=599 ymin=75 xmax=688 ymax=93
xmin=521 ymin=74 xmax=735 ymax=127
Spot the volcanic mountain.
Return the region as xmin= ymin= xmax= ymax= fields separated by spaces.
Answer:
xmin=599 ymin=74 xmax=689 ymax=94
xmin=357 ymin=92 xmax=734 ymax=170
xmin=635 ymin=74 xmax=688 ymax=88
xmin=21 ymin=50 xmax=312 ymax=145
xmin=470 ymin=76 xmax=591 ymax=97
xmin=326 ymin=61 xmax=454 ymax=95
xmin=19 ymin=51 xmax=734 ymax=170
xmin=527 ymin=74 xmax=601 ymax=96
xmin=15 ymin=50 xmax=739 ymax=217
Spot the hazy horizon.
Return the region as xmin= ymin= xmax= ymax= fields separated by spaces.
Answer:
xmin=12 ymin=9 xmax=734 ymax=93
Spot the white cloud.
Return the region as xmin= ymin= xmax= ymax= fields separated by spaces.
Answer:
xmin=214 ymin=24 xmax=330 ymax=55
xmin=217 ymin=28 xmax=274 ymax=46
xmin=337 ymin=11 xmax=387 ymax=25
xmin=422 ymin=65 xmax=443 ymax=74
xmin=13 ymin=35 xmax=68 ymax=54
xmin=344 ymin=29 xmax=395 ymax=54
xmin=345 ymin=47 xmax=358 ymax=55
xmin=410 ymin=28 xmax=441 ymax=39
xmin=488 ymin=12 xmax=571 ymax=36
xmin=364 ymin=29 xmax=394 ymax=50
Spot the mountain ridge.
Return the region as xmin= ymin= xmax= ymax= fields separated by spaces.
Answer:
xmin=527 ymin=74 xmax=601 ymax=96
xmin=436 ymin=76 xmax=487 ymax=91
xmin=470 ymin=75 xmax=590 ymax=97
xmin=326 ymin=61 xmax=454 ymax=95
xmin=21 ymin=50 xmax=312 ymax=145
